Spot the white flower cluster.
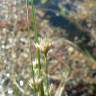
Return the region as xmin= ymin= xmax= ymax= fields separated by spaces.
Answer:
xmin=34 ymin=38 xmax=53 ymax=54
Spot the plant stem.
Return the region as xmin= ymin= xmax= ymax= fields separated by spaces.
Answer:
xmin=31 ymin=0 xmax=38 ymax=42
xmin=37 ymin=48 xmax=41 ymax=72
xmin=37 ymin=48 xmax=45 ymax=96
xmin=31 ymin=0 xmax=45 ymax=96
xmin=44 ymin=53 xmax=49 ymax=96
xmin=26 ymin=0 xmax=37 ymax=95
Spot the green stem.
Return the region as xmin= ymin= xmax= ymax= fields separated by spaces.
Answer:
xmin=37 ymin=49 xmax=45 ymax=96
xmin=37 ymin=48 xmax=41 ymax=72
xmin=26 ymin=0 xmax=36 ymax=95
xmin=31 ymin=0 xmax=38 ymax=42
xmin=44 ymin=53 xmax=49 ymax=96
xmin=31 ymin=0 xmax=44 ymax=96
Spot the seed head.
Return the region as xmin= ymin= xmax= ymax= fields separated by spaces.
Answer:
xmin=34 ymin=38 xmax=53 ymax=54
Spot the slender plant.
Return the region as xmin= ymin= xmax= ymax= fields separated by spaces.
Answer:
xmin=26 ymin=0 xmax=37 ymax=95
xmin=28 ymin=0 xmax=53 ymax=96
